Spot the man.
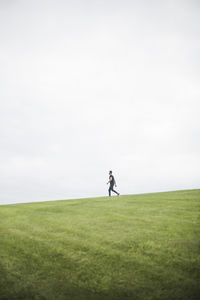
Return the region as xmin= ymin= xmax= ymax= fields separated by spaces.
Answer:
xmin=107 ymin=170 xmax=120 ymax=196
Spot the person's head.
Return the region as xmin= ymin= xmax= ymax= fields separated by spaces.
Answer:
xmin=109 ymin=170 xmax=112 ymax=175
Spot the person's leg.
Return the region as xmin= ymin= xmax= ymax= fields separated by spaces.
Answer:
xmin=108 ymin=186 xmax=111 ymax=196
xmin=112 ymin=189 xmax=119 ymax=195
xmin=111 ymin=186 xmax=119 ymax=195
xmin=109 ymin=185 xmax=119 ymax=196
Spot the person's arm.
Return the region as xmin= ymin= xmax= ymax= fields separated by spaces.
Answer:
xmin=107 ymin=176 xmax=112 ymax=184
xmin=114 ymin=179 xmax=117 ymax=187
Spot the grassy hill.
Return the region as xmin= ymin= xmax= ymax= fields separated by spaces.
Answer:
xmin=0 ymin=190 xmax=199 ymax=300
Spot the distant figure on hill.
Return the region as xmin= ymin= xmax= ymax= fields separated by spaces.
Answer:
xmin=107 ymin=170 xmax=120 ymax=196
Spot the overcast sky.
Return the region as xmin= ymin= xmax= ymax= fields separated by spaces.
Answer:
xmin=0 ymin=0 xmax=199 ymax=204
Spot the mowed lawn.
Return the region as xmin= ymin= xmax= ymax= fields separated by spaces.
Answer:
xmin=0 ymin=190 xmax=199 ymax=300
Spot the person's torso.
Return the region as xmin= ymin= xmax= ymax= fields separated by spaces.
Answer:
xmin=109 ymin=175 xmax=114 ymax=185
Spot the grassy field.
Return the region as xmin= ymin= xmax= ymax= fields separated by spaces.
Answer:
xmin=0 ymin=190 xmax=199 ymax=300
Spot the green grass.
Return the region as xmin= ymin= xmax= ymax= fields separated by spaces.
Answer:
xmin=0 ymin=190 xmax=200 ymax=300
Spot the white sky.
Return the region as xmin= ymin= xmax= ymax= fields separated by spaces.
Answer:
xmin=0 ymin=0 xmax=200 ymax=204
